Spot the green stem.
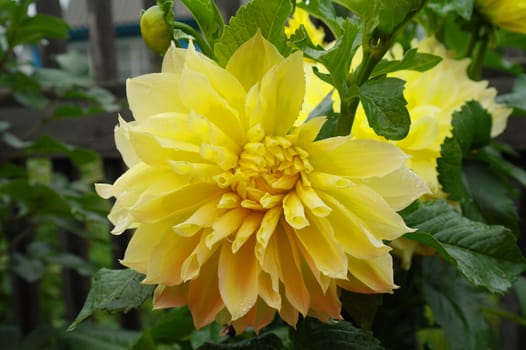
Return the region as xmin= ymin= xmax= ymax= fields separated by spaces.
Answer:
xmin=468 ymin=28 xmax=489 ymax=80
xmin=335 ymin=47 xmax=383 ymax=136
xmin=481 ymin=305 xmax=526 ymax=327
xmin=173 ymin=22 xmax=215 ymax=59
xmin=465 ymin=30 xmax=478 ymax=59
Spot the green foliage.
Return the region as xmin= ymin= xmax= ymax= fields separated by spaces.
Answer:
xmin=359 ymin=77 xmax=410 ymax=139
xmin=181 ymin=0 xmax=224 ymax=45
xmin=402 ymin=200 xmax=526 ymax=294
xmin=70 ymin=269 xmax=155 ymax=330
xmin=289 ymin=317 xmax=384 ymax=350
xmin=296 ymin=0 xmax=343 ymax=37
xmin=421 ymin=257 xmax=492 ymax=350
xmin=370 ymin=48 xmax=442 ymax=78
xmin=334 ymin=0 xmax=426 ymax=37
xmin=214 ymin=0 xmax=292 ymax=66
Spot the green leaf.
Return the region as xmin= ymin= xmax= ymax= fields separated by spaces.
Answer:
xmin=333 ymin=0 xmax=425 ymax=36
xmin=289 ymin=318 xmax=384 ymax=350
xmin=199 ymin=333 xmax=285 ymax=350
xmin=426 ymin=0 xmax=475 ymax=20
xmin=293 ymin=18 xmax=361 ymax=96
xmin=61 ymin=323 xmax=140 ymax=350
xmin=11 ymin=252 xmax=46 ymax=282
xmin=69 ymin=268 xmax=155 ymax=330
xmin=371 ymin=48 xmax=442 ymax=78
xmin=359 ymin=77 xmax=410 ymax=140
xmin=46 ymin=252 xmax=96 ymax=276
xmin=214 ymin=0 xmax=292 ymax=66
xmin=422 ymin=257 xmax=491 ymax=350
xmin=0 ymin=179 xmax=71 ymax=217
xmin=402 ymin=200 xmax=526 ymax=293
xmin=478 ymin=144 xmax=526 ymax=188
xmin=25 ymin=135 xmax=100 ymax=167
xmin=462 ymin=159 xmax=519 ymax=235
xmin=181 ymin=0 xmax=224 ymax=45
xmin=13 ymin=14 xmax=69 ymax=46
xmin=132 ymin=307 xmax=195 ymax=348
xmin=437 ymin=101 xmax=493 ymax=219
xmin=296 ymin=0 xmax=343 ymax=37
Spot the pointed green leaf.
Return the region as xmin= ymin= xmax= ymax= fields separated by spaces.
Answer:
xmin=14 ymin=14 xmax=69 ymax=46
xmin=69 ymin=268 xmax=154 ymax=330
xmin=402 ymin=200 xmax=526 ymax=293
xmin=290 ymin=318 xmax=384 ymax=350
xmin=359 ymin=77 xmax=410 ymax=140
xmin=214 ymin=0 xmax=292 ymax=66
xmin=371 ymin=48 xmax=442 ymax=78
xmin=180 ymin=0 xmax=224 ymax=44
xmin=422 ymin=257 xmax=491 ymax=350
xmin=293 ymin=18 xmax=361 ymax=95
xmin=296 ymin=0 xmax=343 ymax=37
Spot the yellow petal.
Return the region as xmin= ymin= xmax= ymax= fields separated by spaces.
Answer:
xmin=206 ymin=207 xmax=250 ymax=248
xmin=120 ymin=221 xmax=168 ymax=272
xmin=258 ymin=271 xmax=281 ymax=310
xmin=173 ymin=198 xmax=225 ymax=237
xmin=226 ymin=30 xmax=284 ymax=91
xmin=161 ymin=43 xmax=185 ymax=74
xmin=126 ymin=73 xmax=187 ymax=121
xmin=283 ymin=191 xmax=309 ymax=229
xmin=355 ymin=167 xmax=429 ymax=211
xmin=142 ymin=233 xmax=200 ymax=285
xmin=347 ymin=254 xmax=396 ymax=293
xmin=114 ymin=116 xmax=141 ymax=168
xmin=274 ymin=224 xmax=310 ymax=316
xmin=218 ymin=238 xmax=258 ymax=320
xmin=307 ymin=138 xmax=408 ymax=179
xmin=317 ymin=181 xmax=413 ymax=241
xmin=293 ymin=214 xmax=348 ymax=279
xmin=255 ymin=207 xmax=282 ymax=263
xmin=130 ymin=183 xmax=219 ymax=223
xmin=232 ymin=212 xmax=263 ymax=253
xmin=295 ymin=180 xmax=332 ymax=217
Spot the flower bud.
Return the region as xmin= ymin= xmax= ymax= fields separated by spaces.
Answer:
xmin=140 ymin=5 xmax=172 ymax=54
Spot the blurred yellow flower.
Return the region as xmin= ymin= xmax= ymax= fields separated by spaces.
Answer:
xmin=476 ymin=0 xmax=526 ymax=34
xmin=285 ymin=6 xmax=325 ymax=47
xmin=352 ymin=37 xmax=511 ymax=196
xmin=96 ymin=32 xmax=428 ymax=332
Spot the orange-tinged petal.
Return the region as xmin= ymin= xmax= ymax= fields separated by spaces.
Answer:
xmin=274 ymin=224 xmax=310 ymax=316
xmin=120 ymin=221 xmax=169 ymax=272
xmin=258 ymin=271 xmax=281 ymax=310
xmin=153 ymin=284 xmax=187 ymax=309
xmin=187 ymin=253 xmax=224 ymax=329
xmin=218 ymin=238 xmax=258 ymax=320
xmin=232 ymin=298 xmax=276 ymax=334
xmin=347 ymin=254 xmax=396 ymax=293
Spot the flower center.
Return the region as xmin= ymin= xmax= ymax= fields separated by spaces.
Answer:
xmin=215 ymin=136 xmax=313 ymax=211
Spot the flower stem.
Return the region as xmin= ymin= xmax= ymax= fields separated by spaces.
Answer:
xmin=173 ymin=22 xmax=215 ymax=59
xmin=335 ymin=46 xmax=383 ymax=136
xmin=468 ymin=27 xmax=490 ymax=80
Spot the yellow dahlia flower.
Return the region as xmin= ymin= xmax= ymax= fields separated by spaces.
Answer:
xmin=352 ymin=37 xmax=511 ymax=196
xmin=96 ymin=32 xmax=428 ymax=332
xmin=476 ymin=0 xmax=526 ymax=34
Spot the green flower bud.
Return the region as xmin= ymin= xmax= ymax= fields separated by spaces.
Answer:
xmin=140 ymin=5 xmax=172 ymax=54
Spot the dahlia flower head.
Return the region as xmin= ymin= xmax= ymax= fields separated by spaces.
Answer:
xmin=96 ymin=32 xmax=428 ymax=332
xmin=351 ymin=37 xmax=511 ymax=196
xmin=476 ymin=0 xmax=526 ymax=34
